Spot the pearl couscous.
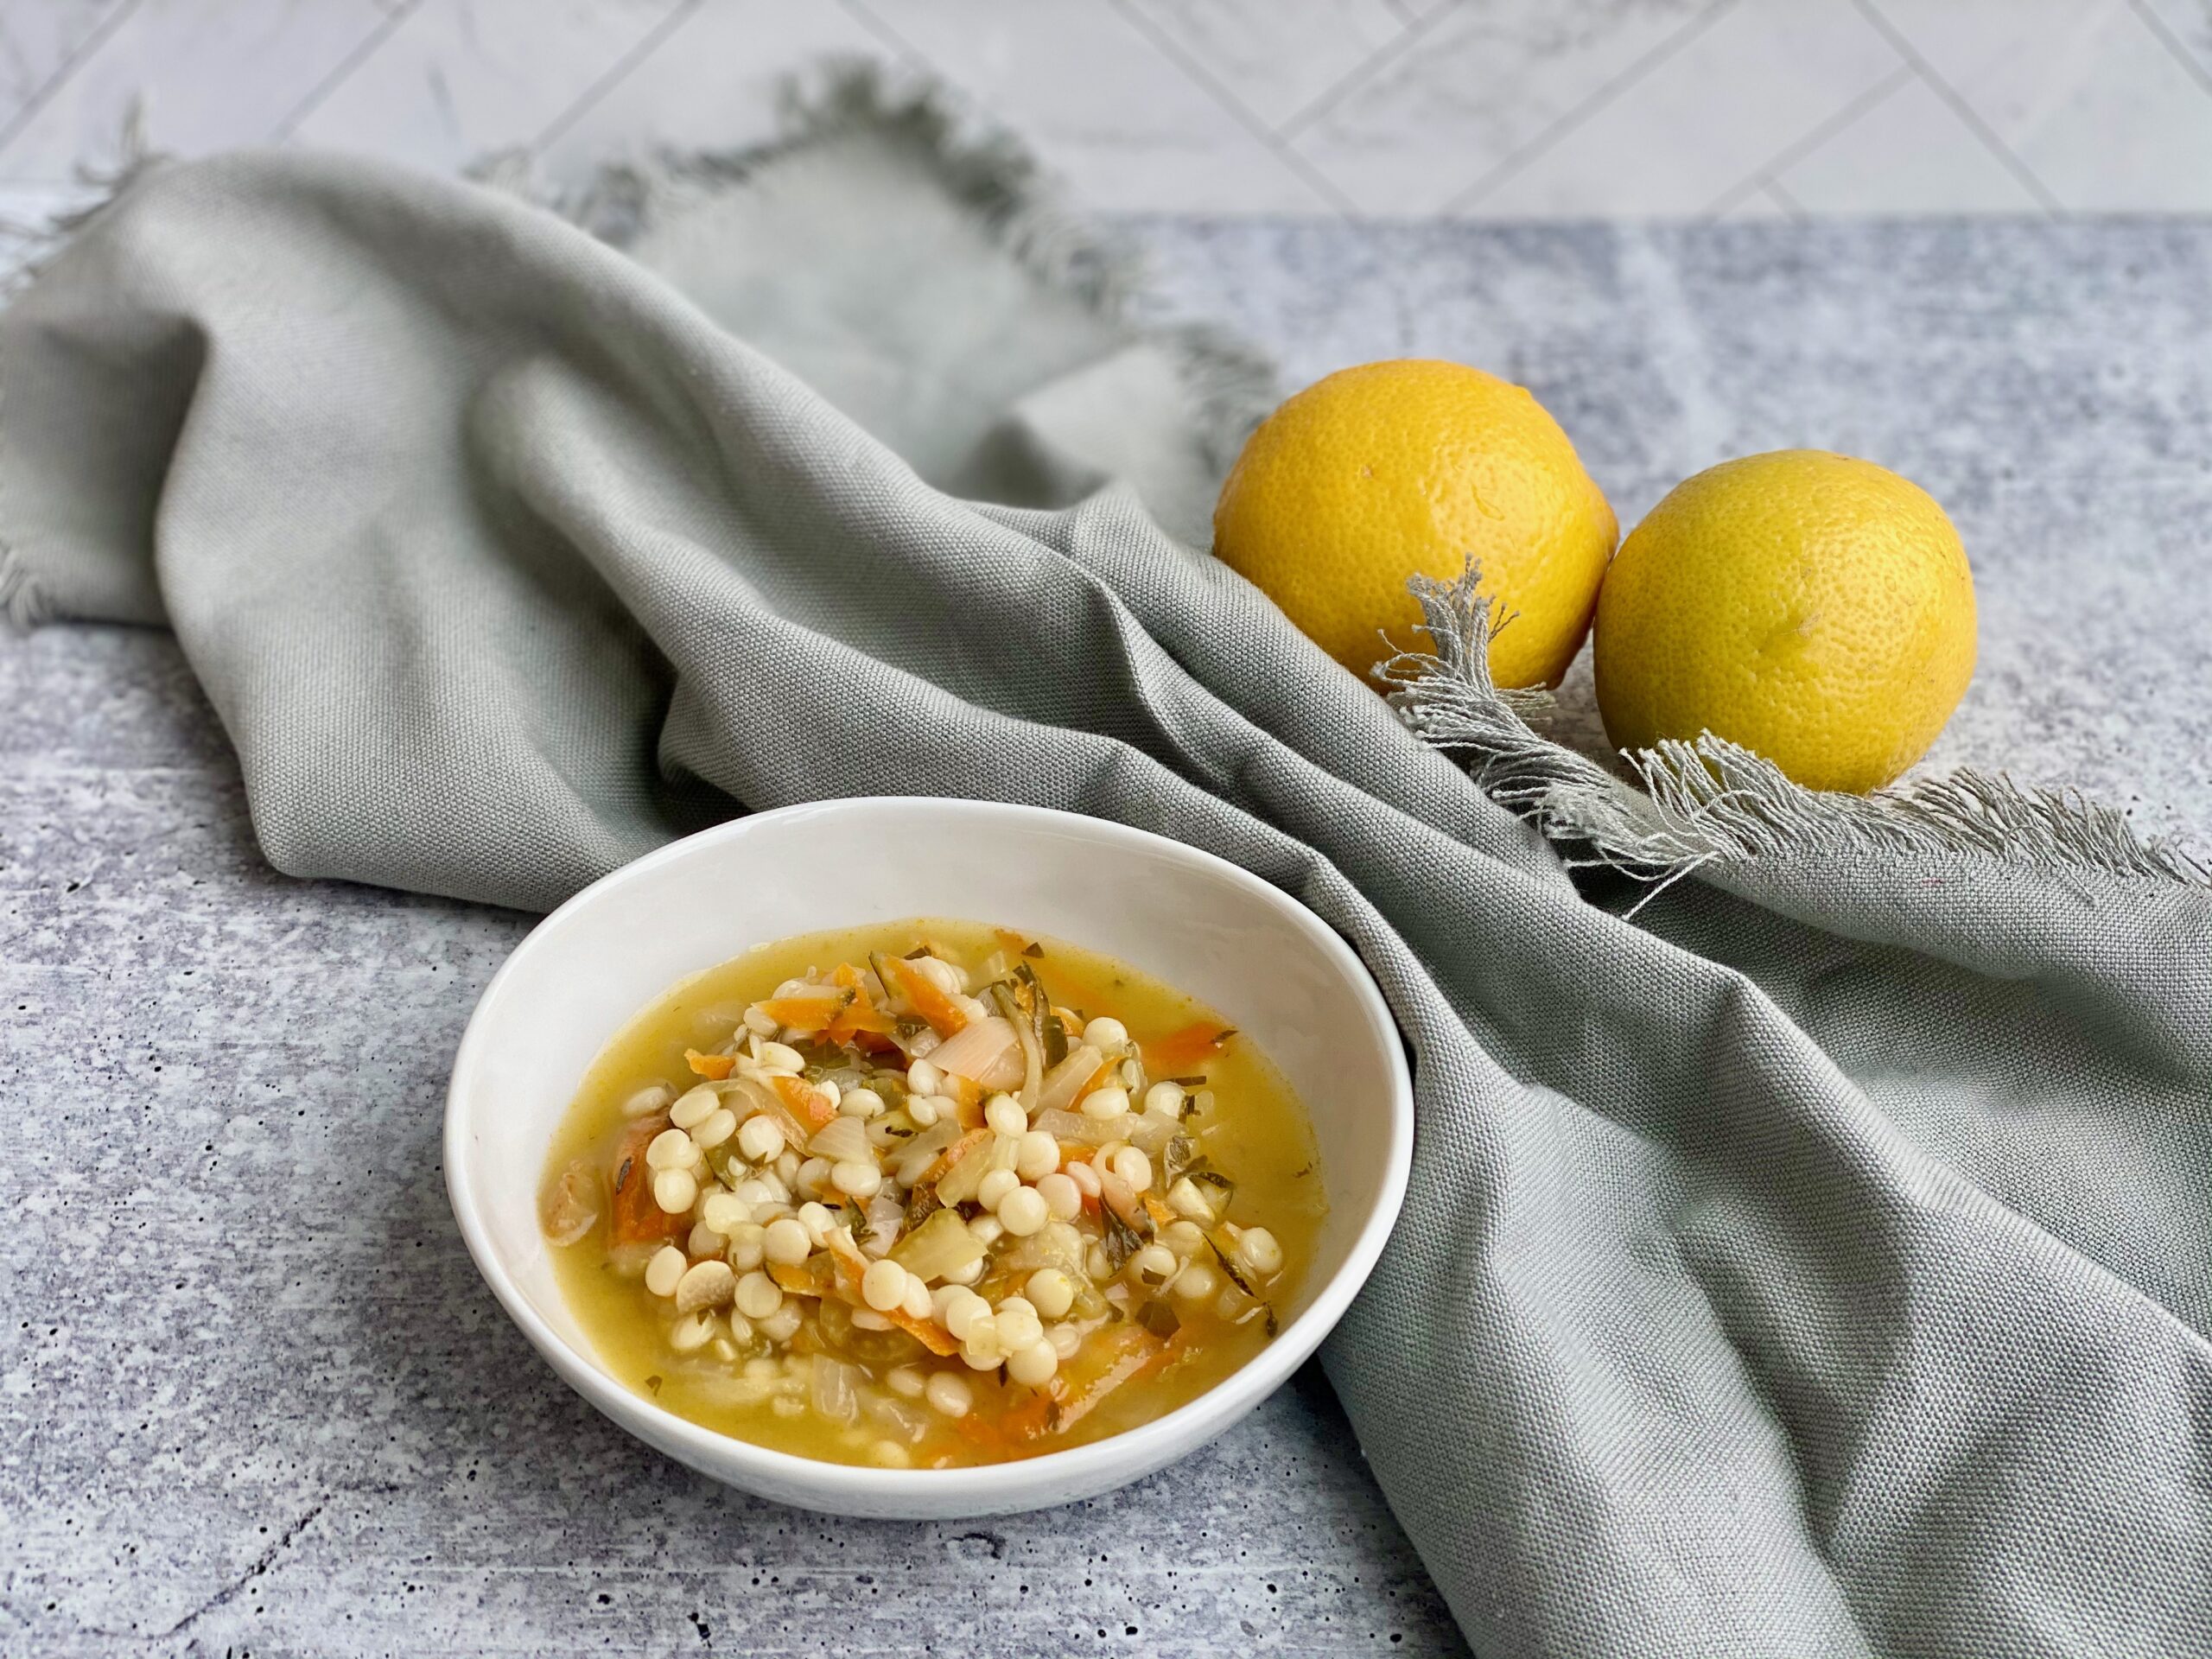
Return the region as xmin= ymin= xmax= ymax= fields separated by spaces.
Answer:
xmin=539 ymin=919 xmax=1325 ymax=1468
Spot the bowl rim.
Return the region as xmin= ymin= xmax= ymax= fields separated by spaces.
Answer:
xmin=444 ymin=796 xmax=1412 ymax=1509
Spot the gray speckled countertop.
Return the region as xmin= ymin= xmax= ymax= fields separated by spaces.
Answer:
xmin=4 ymin=217 xmax=2209 ymax=1658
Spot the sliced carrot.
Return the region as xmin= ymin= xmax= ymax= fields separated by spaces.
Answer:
xmin=922 ymin=1128 xmax=992 ymax=1189
xmin=769 ymin=1072 xmax=838 ymax=1134
xmin=881 ymin=955 xmax=968 ymax=1039
xmin=759 ymin=991 xmax=851 ymax=1034
xmin=1141 ymin=1020 xmax=1234 ymax=1076
xmin=770 ymin=1260 xmax=835 ymax=1298
xmin=607 ymin=1118 xmax=687 ymax=1245
xmin=823 ymin=977 xmax=896 ymax=1047
xmin=684 ymin=1048 xmax=735 ymax=1080
xmin=1003 ymin=1325 xmax=1164 ymax=1442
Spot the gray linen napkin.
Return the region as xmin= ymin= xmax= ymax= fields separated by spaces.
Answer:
xmin=4 ymin=85 xmax=2207 ymax=1659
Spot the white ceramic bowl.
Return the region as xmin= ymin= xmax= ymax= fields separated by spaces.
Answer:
xmin=445 ymin=797 xmax=1411 ymax=1520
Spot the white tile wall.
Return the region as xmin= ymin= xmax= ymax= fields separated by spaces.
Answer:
xmin=3 ymin=0 xmax=2212 ymax=224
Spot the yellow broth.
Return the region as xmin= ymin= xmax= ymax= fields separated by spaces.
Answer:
xmin=540 ymin=918 xmax=1326 ymax=1468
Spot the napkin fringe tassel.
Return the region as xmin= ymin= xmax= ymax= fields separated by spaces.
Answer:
xmin=1377 ymin=563 xmax=2210 ymax=892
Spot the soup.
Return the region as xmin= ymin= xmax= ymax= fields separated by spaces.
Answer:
xmin=538 ymin=918 xmax=1325 ymax=1469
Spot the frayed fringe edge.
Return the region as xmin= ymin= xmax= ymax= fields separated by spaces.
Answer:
xmin=474 ymin=56 xmax=1277 ymax=474
xmin=1376 ymin=563 xmax=2211 ymax=893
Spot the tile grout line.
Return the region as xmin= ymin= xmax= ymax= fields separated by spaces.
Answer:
xmin=1274 ymin=2 xmax=1454 ymax=142
xmin=530 ymin=0 xmax=706 ymax=156
xmin=1701 ymin=62 xmax=1914 ymax=218
xmin=1759 ymin=177 xmax=1808 ymax=219
xmin=1847 ymin=0 xmax=2064 ymax=219
xmin=0 ymin=0 xmax=147 ymax=162
xmin=2126 ymin=0 xmax=2212 ymax=99
xmin=1440 ymin=0 xmax=1739 ymax=214
xmin=1104 ymin=0 xmax=1361 ymax=219
xmin=265 ymin=0 xmax=424 ymax=144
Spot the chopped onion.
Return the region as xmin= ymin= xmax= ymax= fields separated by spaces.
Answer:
xmin=812 ymin=1357 xmax=861 ymax=1427
xmin=806 ymin=1115 xmax=873 ymax=1165
xmin=928 ymin=1017 xmax=1020 ymax=1086
xmin=1035 ymin=1045 xmax=1104 ymax=1115
xmin=891 ymin=1208 xmax=987 ymax=1281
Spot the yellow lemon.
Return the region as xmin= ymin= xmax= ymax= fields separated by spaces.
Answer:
xmin=1593 ymin=450 xmax=1976 ymax=793
xmin=1212 ymin=359 xmax=1617 ymax=688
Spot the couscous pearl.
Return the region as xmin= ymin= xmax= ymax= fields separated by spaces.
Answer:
xmin=906 ymin=1059 xmax=942 ymax=1097
xmin=887 ymin=1365 xmax=927 ymax=1400
xmin=1172 ymin=1262 xmax=1218 ymax=1301
xmin=734 ymin=1270 xmax=784 ymax=1320
xmin=644 ymin=1244 xmax=687 ymax=1297
xmin=772 ymin=1150 xmax=801 ymax=1186
xmin=1025 ymin=1268 xmax=1076 ymax=1319
xmin=1081 ymin=1085 xmax=1132 ymax=1122
xmin=852 ymin=1307 xmax=894 ymax=1331
xmin=1065 ymin=1160 xmax=1102 ymax=1198
xmin=998 ymin=1186 xmax=1049 ymax=1237
xmin=960 ymin=1329 xmax=1003 ymax=1370
xmin=1130 ymin=1243 xmax=1178 ymax=1286
xmin=954 ymin=994 xmax=991 ymax=1025
xmin=742 ymin=1005 xmax=779 ymax=1036
xmin=994 ymin=1298 xmax=1043 ymax=1352
xmin=757 ymin=1041 xmax=804 ymax=1073
xmin=968 ymin=1214 xmax=1005 ymax=1248
xmin=983 ymin=1094 xmax=1027 ymax=1136
xmin=1047 ymin=1321 xmax=1082 ymax=1359
xmin=831 ymin=1160 xmax=884 ymax=1199
xmin=701 ymin=1190 xmax=750 ymax=1234
xmin=1161 ymin=1219 xmax=1205 ymax=1257
xmin=914 ymin=955 xmax=962 ymax=995
xmin=685 ymin=1221 xmax=722 ymax=1258
xmin=925 ymin=1372 xmax=973 ymax=1417
xmin=941 ymin=1291 xmax=989 ymax=1340
xmin=690 ymin=1107 xmax=737 ymax=1150
xmin=759 ymin=1302 xmax=803 ymax=1343
xmin=1007 ymin=1339 xmax=1058 ymax=1388
xmin=976 ymin=1168 xmax=1020 ymax=1210
xmin=764 ymin=1217 xmax=812 ymax=1266
xmin=734 ymin=1179 xmax=774 ymax=1206
xmin=669 ymin=1084 xmax=721 ymax=1130
xmin=816 ymin=1079 xmax=842 ymax=1114
xmin=1236 ymin=1227 xmax=1284 ymax=1276
xmin=861 ymin=1257 xmax=910 ymax=1312
xmin=727 ymin=1223 xmax=766 ymax=1270
xmin=1111 ymin=1147 xmax=1154 ymax=1193
xmin=930 ymin=1284 xmax=967 ymax=1321
xmin=798 ymin=1202 xmax=834 ymax=1245
xmin=652 ymin=1168 xmax=699 ymax=1214
xmin=794 ymin=1156 xmax=831 ymax=1197
xmin=868 ymin=1440 xmax=912 ymax=1468
xmin=944 ymin=1256 xmax=986 ymax=1287
xmin=1143 ymin=1081 xmax=1186 ymax=1118
xmin=737 ymin=1115 xmax=785 ymax=1162
xmin=1166 ymin=1176 xmax=1215 ymax=1222
xmin=1083 ymin=1015 xmax=1128 ymax=1049
xmin=623 ymin=1083 xmax=674 ymax=1118
xmin=646 ymin=1128 xmax=699 ymax=1171
xmin=770 ymin=1395 xmax=804 ymax=1419
xmin=841 ymin=1086 xmax=881 ymax=1118
xmin=1085 ymin=1244 xmax=1113 ymax=1281
xmin=669 ymin=1313 xmax=717 ymax=1353
xmin=900 ymin=1274 xmax=934 ymax=1322
xmin=906 ymin=1095 xmax=941 ymax=1128
xmin=1014 ymin=1130 xmax=1060 ymax=1181
xmin=1036 ymin=1171 xmax=1082 ymax=1221
xmin=675 ymin=1259 xmax=736 ymax=1313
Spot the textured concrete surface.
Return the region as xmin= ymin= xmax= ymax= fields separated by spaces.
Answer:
xmin=5 ymin=217 xmax=2211 ymax=1658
